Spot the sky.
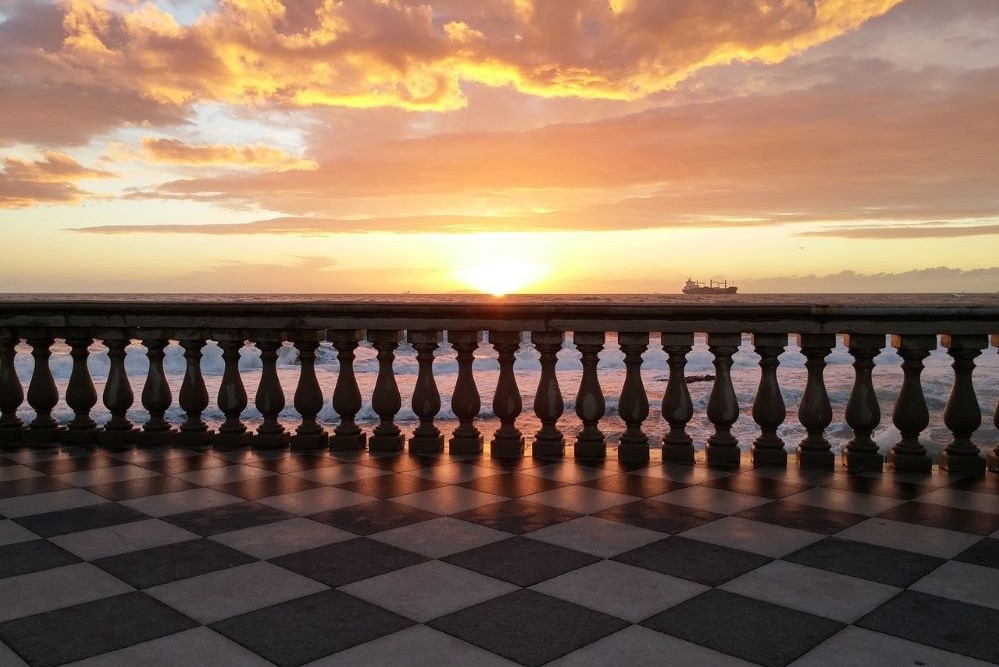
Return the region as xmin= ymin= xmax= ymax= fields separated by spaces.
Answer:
xmin=1 ymin=0 xmax=998 ymax=294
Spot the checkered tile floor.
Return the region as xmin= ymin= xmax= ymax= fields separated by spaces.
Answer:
xmin=1 ymin=445 xmax=997 ymax=667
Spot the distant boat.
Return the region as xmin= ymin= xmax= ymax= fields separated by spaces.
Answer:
xmin=682 ymin=278 xmax=738 ymax=294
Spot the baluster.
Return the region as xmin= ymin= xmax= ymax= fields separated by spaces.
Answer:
xmin=448 ymin=330 xmax=484 ymax=454
xmin=887 ymin=334 xmax=935 ymax=472
xmin=214 ymin=333 xmax=250 ymax=449
xmin=573 ymin=331 xmax=606 ymax=459
xmin=367 ymin=330 xmax=404 ymax=452
xmin=618 ymin=331 xmax=650 ymax=463
xmin=751 ymin=333 xmax=787 ymax=468
xmin=62 ymin=333 xmax=99 ymax=445
xmin=176 ymin=335 xmax=212 ymax=448
xmin=661 ymin=333 xmax=694 ymax=464
xmin=98 ymin=332 xmax=137 ymax=447
xmin=843 ymin=334 xmax=885 ymax=472
xmin=409 ymin=330 xmax=444 ymax=455
xmin=138 ymin=336 xmax=176 ymax=446
xmin=940 ymin=334 xmax=987 ymax=476
xmin=706 ymin=332 xmax=741 ymax=468
xmin=532 ymin=331 xmax=565 ymax=459
xmin=989 ymin=335 xmax=999 ymax=474
xmin=24 ymin=333 xmax=64 ymax=446
xmin=490 ymin=330 xmax=525 ymax=458
xmin=796 ymin=333 xmax=835 ymax=469
xmin=329 ymin=329 xmax=366 ymax=451
xmin=253 ymin=334 xmax=290 ymax=449
xmin=290 ymin=332 xmax=329 ymax=451
xmin=0 ymin=331 xmax=26 ymax=443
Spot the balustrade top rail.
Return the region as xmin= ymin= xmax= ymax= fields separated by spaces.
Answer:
xmin=2 ymin=300 xmax=999 ymax=335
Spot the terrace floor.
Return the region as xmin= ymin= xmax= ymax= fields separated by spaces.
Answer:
xmin=0 ymin=443 xmax=997 ymax=667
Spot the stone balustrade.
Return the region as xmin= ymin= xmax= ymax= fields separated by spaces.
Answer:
xmin=0 ymin=300 xmax=997 ymax=475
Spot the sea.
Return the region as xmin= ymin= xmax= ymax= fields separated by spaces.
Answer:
xmin=5 ymin=293 xmax=999 ymax=456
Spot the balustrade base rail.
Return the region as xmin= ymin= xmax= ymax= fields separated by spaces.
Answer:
xmin=0 ymin=301 xmax=997 ymax=475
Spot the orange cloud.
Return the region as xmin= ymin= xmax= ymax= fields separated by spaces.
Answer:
xmin=124 ymin=137 xmax=318 ymax=170
xmin=0 ymin=152 xmax=114 ymax=208
xmin=43 ymin=0 xmax=905 ymax=111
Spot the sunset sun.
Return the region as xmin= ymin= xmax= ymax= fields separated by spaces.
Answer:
xmin=455 ymin=259 xmax=549 ymax=296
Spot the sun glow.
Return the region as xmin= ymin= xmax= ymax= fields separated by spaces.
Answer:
xmin=454 ymin=259 xmax=549 ymax=296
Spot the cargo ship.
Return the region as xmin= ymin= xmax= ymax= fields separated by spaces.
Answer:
xmin=682 ymin=278 xmax=738 ymax=294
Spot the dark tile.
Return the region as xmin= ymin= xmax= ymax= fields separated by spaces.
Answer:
xmin=822 ymin=475 xmax=928 ymax=500
xmin=352 ymin=453 xmax=447 ymax=473
xmin=452 ymin=499 xmax=581 ymax=534
xmin=857 ymin=591 xmax=999 ymax=664
xmin=240 ymin=453 xmax=339 ymax=473
xmin=429 ymin=589 xmax=628 ymax=667
xmin=26 ymin=453 xmax=124 ymax=475
xmin=308 ymin=500 xmax=438 ymax=536
xmin=0 ymin=457 xmax=18 ymax=467
xmin=702 ymin=474 xmax=811 ymax=499
xmin=735 ymin=500 xmax=868 ymax=535
xmin=877 ymin=502 xmax=999 ymax=536
xmin=0 ymin=476 xmax=74 ymax=499
xmin=459 ymin=472 xmax=568 ymax=498
xmin=15 ymin=503 xmax=147 ymax=538
xmin=443 ymin=537 xmax=599 ymax=587
xmin=161 ymin=501 xmax=296 ymax=537
xmin=955 ymin=538 xmax=999 ymax=570
xmin=593 ymin=500 xmax=724 ymax=534
xmin=466 ymin=456 xmax=546 ymax=471
xmin=134 ymin=454 xmax=233 ymax=475
xmin=581 ymin=473 xmax=688 ymax=498
xmin=213 ymin=589 xmax=413 ymax=667
xmin=94 ymin=538 xmax=257 ymax=588
xmin=0 ymin=592 xmax=198 ymax=667
xmin=945 ymin=476 xmax=999 ymax=496
xmin=783 ymin=537 xmax=946 ymax=587
xmin=614 ymin=537 xmax=772 ymax=586
xmin=85 ymin=475 xmax=199 ymax=501
xmin=210 ymin=475 xmax=324 ymax=501
xmin=642 ymin=590 xmax=843 ymax=667
xmin=333 ymin=473 xmax=447 ymax=499
xmin=270 ymin=538 xmax=427 ymax=587
xmin=0 ymin=539 xmax=80 ymax=579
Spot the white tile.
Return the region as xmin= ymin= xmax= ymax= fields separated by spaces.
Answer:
xmin=0 ymin=639 xmax=29 ymax=667
xmin=0 ymin=488 xmax=108 ymax=518
xmin=289 ymin=464 xmax=390 ymax=484
xmin=654 ymin=486 xmax=772 ymax=515
xmin=305 ymin=625 xmax=519 ymax=667
xmin=789 ymin=626 xmax=995 ymax=667
xmin=549 ymin=626 xmax=757 ymax=667
xmin=526 ymin=516 xmax=663 ymax=558
xmin=119 ymin=488 xmax=244 ymax=517
xmin=145 ymin=561 xmax=327 ymax=624
xmin=409 ymin=463 xmax=498 ymax=484
xmin=64 ymin=627 xmax=274 ymax=667
xmin=210 ymin=518 xmax=354 ymax=559
xmin=782 ymin=488 xmax=904 ymax=516
xmin=370 ymin=517 xmax=510 ymax=558
xmin=255 ymin=487 xmax=371 ymax=515
xmin=0 ymin=465 xmax=44 ymax=482
xmin=521 ymin=486 xmax=638 ymax=514
xmin=524 ymin=463 xmax=617 ymax=483
xmin=910 ymin=561 xmax=999 ymax=611
xmin=835 ymin=518 xmax=982 ymax=559
xmin=720 ymin=561 xmax=901 ymax=622
xmin=914 ymin=488 xmax=999 ymax=514
xmin=339 ymin=561 xmax=517 ymax=623
xmin=679 ymin=516 xmax=824 ymax=558
xmin=174 ymin=465 xmax=275 ymax=486
xmin=0 ymin=519 xmax=39 ymax=546
xmin=530 ymin=560 xmax=707 ymax=622
xmin=3 ymin=448 xmax=94 ymax=464
xmin=106 ymin=448 xmax=201 ymax=464
xmin=630 ymin=464 xmax=733 ymax=483
xmin=0 ymin=563 xmax=133 ymax=622
xmin=54 ymin=465 xmax=160 ymax=487
xmin=49 ymin=519 xmax=199 ymax=560
xmin=391 ymin=486 xmax=505 ymax=514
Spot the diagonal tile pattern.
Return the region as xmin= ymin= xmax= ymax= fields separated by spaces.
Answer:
xmin=0 ymin=443 xmax=996 ymax=667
